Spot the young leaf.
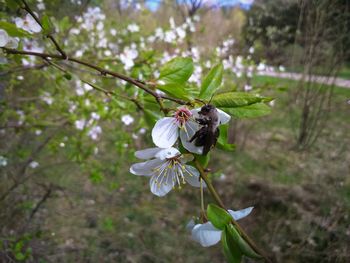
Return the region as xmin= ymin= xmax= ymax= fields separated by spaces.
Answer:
xmin=222 ymin=226 xmax=243 ymax=263
xmin=143 ymin=109 xmax=160 ymax=127
xmin=199 ymin=63 xmax=223 ymax=100
xmin=217 ymin=124 xmax=235 ymax=151
xmin=5 ymin=0 xmax=18 ymax=11
xmin=227 ymin=224 xmax=262 ymax=259
xmin=157 ymin=83 xmax=192 ymax=100
xmin=42 ymin=14 xmax=53 ymax=35
xmin=207 ymin=203 xmax=232 ymax=230
xmin=158 ymin=57 xmax=194 ymax=84
xmin=0 ymin=21 xmax=31 ymax=37
xmin=225 ymin=103 xmax=271 ymax=119
xmin=212 ymin=92 xmax=266 ymax=108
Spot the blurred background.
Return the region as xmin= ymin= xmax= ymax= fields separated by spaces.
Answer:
xmin=0 ymin=0 xmax=350 ymax=262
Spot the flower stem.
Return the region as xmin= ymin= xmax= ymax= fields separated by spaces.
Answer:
xmin=194 ymin=159 xmax=272 ymax=263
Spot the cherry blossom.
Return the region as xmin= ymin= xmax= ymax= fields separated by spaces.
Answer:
xmin=130 ymin=147 xmax=203 ymax=197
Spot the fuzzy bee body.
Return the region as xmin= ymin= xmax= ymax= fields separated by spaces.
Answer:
xmin=189 ymin=104 xmax=220 ymax=155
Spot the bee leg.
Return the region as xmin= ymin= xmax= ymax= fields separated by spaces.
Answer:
xmin=195 ymin=118 xmax=210 ymax=125
xmin=189 ymin=130 xmax=201 ymax=142
xmin=213 ymin=128 xmax=220 ymax=147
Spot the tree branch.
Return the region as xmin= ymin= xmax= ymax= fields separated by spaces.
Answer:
xmin=2 ymin=48 xmax=188 ymax=107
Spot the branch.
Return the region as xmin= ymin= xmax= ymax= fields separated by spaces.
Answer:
xmin=2 ymin=48 xmax=188 ymax=107
xmin=21 ymin=0 xmax=67 ymax=59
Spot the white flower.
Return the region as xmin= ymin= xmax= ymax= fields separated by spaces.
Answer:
xmin=110 ymin=29 xmax=117 ymax=36
xmin=88 ymin=125 xmax=102 ymax=140
xmin=0 ymin=29 xmax=9 ymax=47
xmin=164 ymin=30 xmax=176 ymax=43
xmin=0 ymin=29 xmax=19 ymax=49
xmin=189 ymin=207 xmax=254 ymax=247
xmin=91 ymin=112 xmax=100 ymax=120
xmin=152 ymin=107 xmax=230 ymax=154
xmin=244 ymin=84 xmax=252 ymax=92
xmin=0 ymin=156 xmax=8 ymax=167
xmin=121 ymin=114 xmax=134 ymax=126
xmin=279 ymin=65 xmax=286 ymax=72
xmin=29 ymin=161 xmax=39 ymax=169
xmin=120 ymin=46 xmax=138 ymax=70
xmin=41 ymin=92 xmax=54 ymax=105
xmin=75 ymin=119 xmax=86 ymax=130
xmin=127 ymin=23 xmax=139 ymax=32
xmin=15 ymin=14 xmax=41 ymax=33
xmin=130 ymin=147 xmax=203 ymax=197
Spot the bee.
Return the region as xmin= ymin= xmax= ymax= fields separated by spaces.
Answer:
xmin=189 ymin=104 xmax=220 ymax=155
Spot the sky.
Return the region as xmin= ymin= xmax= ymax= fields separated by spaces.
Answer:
xmin=145 ymin=0 xmax=255 ymax=12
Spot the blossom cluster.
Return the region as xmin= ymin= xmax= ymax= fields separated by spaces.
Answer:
xmin=129 ymin=106 xmax=256 ymax=248
xmin=130 ymin=106 xmax=231 ymax=195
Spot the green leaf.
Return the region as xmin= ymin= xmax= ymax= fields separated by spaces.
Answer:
xmin=58 ymin=16 xmax=71 ymax=33
xmin=15 ymin=252 xmax=26 ymax=261
xmin=157 ymin=83 xmax=192 ymax=100
xmin=217 ymin=124 xmax=235 ymax=151
xmin=222 ymin=226 xmax=243 ymax=263
xmin=63 ymin=73 xmax=72 ymax=80
xmin=89 ymin=170 xmax=104 ymax=184
xmin=0 ymin=21 xmax=31 ymax=37
xmin=143 ymin=109 xmax=161 ymax=127
xmin=207 ymin=203 xmax=232 ymax=230
xmin=159 ymin=57 xmax=193 ymax=84
xmin=42 ymin=14 xmax=53 ymax=35
xmin=226 ymin=224 xmax=262 ymax=259
xmin=199 ymin=63 xmax=223 ymax=100
xmin=224 ymin=103 xmax=271 ymax=119
xmin=212 ymin=92 xmax=268 ymax=108
xmin=5 ymin=0 xmax=19 ymax=11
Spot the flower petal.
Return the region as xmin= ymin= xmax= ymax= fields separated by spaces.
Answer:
xmin=155 ymin=147 xmax=180 ymax=160
xmin=179 ymin=120 xmax=203 ymax=155
xmin=27 ymin=14 xmax=42 ymax=33
xmin=218 ymin=108 xmax=231 ymax=124
xmin=130 ymin=159 xmax=163 ymax=176
xmin=228 ymin=206 xmax=254 ymax=221
xmin=191 ymin=222 xmax=222 ymax=247
xmin=149 ymin=169 xmax=174 ymax=197
xmin=183 ymin=165 xmax=205 ymax=188
xmin=0 ymin=29 xmax=9 ymax=47
xmin=135 ymin=147 xmax=163 ymax=159
xmin=5 ymin=37 xmax=19 ymax=49
xmin=152 ymin=117 xmax=179 ymax=148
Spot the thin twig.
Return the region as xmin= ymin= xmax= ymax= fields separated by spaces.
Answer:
xmin=21 ymin=0 xmax=67 ymax=58
xmin=43 ymin=59 xmax=144 ymax=111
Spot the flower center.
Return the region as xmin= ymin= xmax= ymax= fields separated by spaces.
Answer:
xmin=174 ymin=108 xmax=192 ymax=127
xmin=152 ymin=156 xmax=194 ymax=190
